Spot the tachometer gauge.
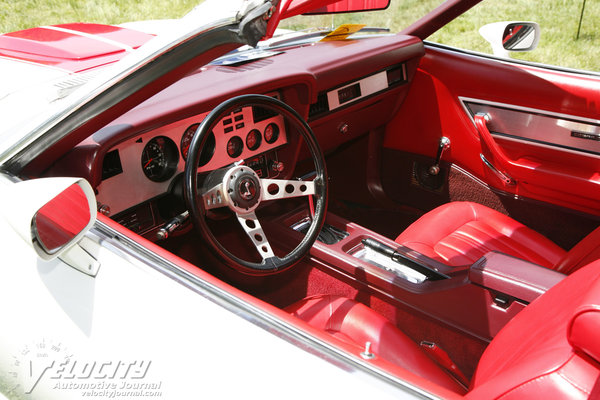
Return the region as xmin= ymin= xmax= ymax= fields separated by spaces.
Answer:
xmin=246 ymin=129 xmax=262 ymax=151
xmin=141 ymin=136 xmax=179 ymax=182
xmin=181 ymin=123 xmax=216 ymax=167
xmin=227 ymin=136 xmax=244 ymax=158
xmin=264 ymin=123 xmax=279 ymax=144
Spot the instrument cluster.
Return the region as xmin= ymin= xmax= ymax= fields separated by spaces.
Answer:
xmin=97 ymin=103 xmax=287 ymax=216
xmin=137 ymin=106 xmax=286 ymax=183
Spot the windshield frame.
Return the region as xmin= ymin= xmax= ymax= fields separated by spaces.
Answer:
xmin=0 ymin=0 xmax=275 ymax=176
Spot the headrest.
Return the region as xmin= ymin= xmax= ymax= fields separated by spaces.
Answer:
xmin=568 ymin=278 xmax=600 ymax=363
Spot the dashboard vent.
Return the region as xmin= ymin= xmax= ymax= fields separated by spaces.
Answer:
xmin=386 ymin=63 xmax=406 ymax=86
xmin=216 ymin=59 xmax=274 ymax=73
xmin=308 ymin=92 xmax=329 ymax=119
xmin=253 ymin=105 xmax=278 ymax=123
xmin=101 ymin=149 xmax=123 ymax=181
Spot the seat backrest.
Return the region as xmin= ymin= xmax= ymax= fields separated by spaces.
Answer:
xmin=555 ymin=226 xmax=600 ymax=275
xmin=467 ymin=259 xmax=600 ymax=399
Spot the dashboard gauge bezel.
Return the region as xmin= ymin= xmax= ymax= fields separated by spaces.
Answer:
xmin=264 ymin=123 xmax=280 ymax=144
xmin=226 ymin=136 xmax=244 ymax=158
xmin=246 ymin=129 xmax=262 ymax=151
xmin=181 ymin=123 xmax=216 ymax=166
xmin=141 ymin=136 xmax=179 ymax=182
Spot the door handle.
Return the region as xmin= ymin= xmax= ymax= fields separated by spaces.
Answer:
xmin=474 ymin=113 xmax=516 ymax=186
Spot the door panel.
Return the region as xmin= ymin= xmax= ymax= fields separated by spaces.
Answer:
xmin=383 ymin=45 xmax=600 ymax=216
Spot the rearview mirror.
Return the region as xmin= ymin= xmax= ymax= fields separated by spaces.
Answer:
xmin=479 ymin=21 xmax=540 ymax=58
xmin=303 ymin=0 xmax=390 ymax=15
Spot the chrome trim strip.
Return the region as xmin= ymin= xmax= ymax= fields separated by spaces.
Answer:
xmin=479 ymin=154 xmax=515 ymax=186
xmin=459 ymin=96 xmax=600 ymax=126
xmin=491 ymin=134 xmax=600 ymax=160
xmin=327 ymin=70 xmax=389 ymax=111
xmin=460 ymin=96 xmax=600 ymax=158
xmin=92 ymin=218 xmax=438 ymax=400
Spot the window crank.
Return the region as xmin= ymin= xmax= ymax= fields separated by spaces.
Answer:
xmin=429 ymin=136 xmax=451 ymax=176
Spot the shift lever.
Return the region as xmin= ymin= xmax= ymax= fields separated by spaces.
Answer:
xmin=429 ymin=136 xmax=451 ymax=176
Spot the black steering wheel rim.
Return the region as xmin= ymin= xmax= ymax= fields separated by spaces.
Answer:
xmin=184 ymin=94 xmax=327 ymax=275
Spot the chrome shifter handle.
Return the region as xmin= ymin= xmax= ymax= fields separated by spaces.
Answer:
xmin=429 ymin=136 xmax=451 ymax=176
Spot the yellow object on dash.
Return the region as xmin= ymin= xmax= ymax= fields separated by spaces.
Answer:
xmin=320 ymin=24 xmax=366 ymax=41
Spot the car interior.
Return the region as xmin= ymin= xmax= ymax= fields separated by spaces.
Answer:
xmin=19 ymin=17 xmax=600 ymax=398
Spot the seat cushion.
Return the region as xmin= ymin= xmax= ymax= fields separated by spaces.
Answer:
xmin=555 ymin=225 xmax=600 ymax=274
xmin=395 ymin=201 xmax=566 ymax=268
xmin=286 ymin=295 xmax=466 ymax=394
xmin=468 ymin=260 xmax=600 ymax=399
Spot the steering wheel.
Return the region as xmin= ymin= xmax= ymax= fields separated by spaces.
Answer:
xmin=184 ymin=95 xmax=328 ymax=275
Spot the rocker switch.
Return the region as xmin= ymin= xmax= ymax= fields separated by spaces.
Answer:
xmin=429 ymin=136 xmax=451 ymax=176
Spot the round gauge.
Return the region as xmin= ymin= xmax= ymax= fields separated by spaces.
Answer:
xmin=227 ymin=136 xmax=244 ymax=158
xmin=181 ymin=123 xmax=216 ymax=167
xmin=264 ymin=123 xmax=280 ymax=144
xmin=246 ymin=129 xmax=262 ymax=151
xmin=141 ymin=136 xmax=179 ymax=182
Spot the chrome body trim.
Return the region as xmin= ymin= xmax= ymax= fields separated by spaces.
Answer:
xmin=460 ymin=96 xmax=600 ymax=158
xmin=479 ymin=154 xmax=515 ymax=186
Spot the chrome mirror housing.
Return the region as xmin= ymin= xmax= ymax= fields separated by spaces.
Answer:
xmin=479 ymin=21 xmax=541 ymax=58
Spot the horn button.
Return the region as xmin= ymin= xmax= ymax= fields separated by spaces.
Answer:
xmin=224 ymin=166 xmax=262 ymax=214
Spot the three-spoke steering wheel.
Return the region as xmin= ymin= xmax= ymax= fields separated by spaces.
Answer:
xmin=184 ymin=95 xmax=327 ymax=275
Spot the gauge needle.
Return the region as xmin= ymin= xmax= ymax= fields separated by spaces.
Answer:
xmin=144 ymin=158 xmax=153 ymax=168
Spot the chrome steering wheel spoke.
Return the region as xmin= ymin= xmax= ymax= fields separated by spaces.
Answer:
xmin=261 ymin=178 xmax=315 ymax=201
xmin=236 ymin=211 xmax=275 ymax=260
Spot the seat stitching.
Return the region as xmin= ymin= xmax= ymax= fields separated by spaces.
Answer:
xmin=557 ymin=369 xmax=591 ymax=395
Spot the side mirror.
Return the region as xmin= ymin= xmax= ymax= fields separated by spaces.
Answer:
xmin=2 ymin=177 xmax=96 ymax=261
xmin=479 ymin=22 xmax=540 ymax=58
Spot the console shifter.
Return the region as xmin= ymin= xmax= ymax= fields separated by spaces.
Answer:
xmin=429 ymin=136 xmax=451 ymax=176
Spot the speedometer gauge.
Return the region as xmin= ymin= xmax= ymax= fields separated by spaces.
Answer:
xmin=181 ymin=123 xmax=216 ymax=167
xmin=141 ymin=136 xmax=178 ymax=182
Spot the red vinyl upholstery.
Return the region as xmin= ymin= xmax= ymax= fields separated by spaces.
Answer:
xmin=289 ymin=261 xmax=600 ymax=397
xmin=285 ymin=295 xmax=467 ymax=393
xmin=395 ymin=201 xmax=568 ymax=269
xmin=467 ymin=259 xmax=600 ymax=399
xmin=554 ymin=226 xmax=600 ymax=274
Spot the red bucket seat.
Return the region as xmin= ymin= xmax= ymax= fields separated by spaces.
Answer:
xmin=395 ymin=201 xmax=600 ymax=274
xmin=288 ymin=259 xmax=600 ymax=397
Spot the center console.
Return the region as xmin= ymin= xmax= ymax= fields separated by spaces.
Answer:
xmin=274 ymin=209 xmax=566 ymax=341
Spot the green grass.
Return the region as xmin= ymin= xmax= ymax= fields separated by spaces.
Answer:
xmin=281 ymin=0 xmax=600 ymax=72
xmin=0 ymin=0 xmax=199 ymax=33
xmin=0 ymin=0 xmax=598 ymax=71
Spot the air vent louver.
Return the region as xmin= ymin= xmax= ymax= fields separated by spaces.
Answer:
xmin=308 ymin=92 xmax=329 ymax=119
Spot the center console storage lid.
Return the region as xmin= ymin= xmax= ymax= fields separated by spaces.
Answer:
xmin=469 ymin=251 xmax=566 ymax=303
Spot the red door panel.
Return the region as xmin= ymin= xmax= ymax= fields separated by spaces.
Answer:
xmin=383 ymin=45 xmax=600 ymax=216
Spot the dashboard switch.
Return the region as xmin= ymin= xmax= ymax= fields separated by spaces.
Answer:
xmin=98 ymin=203 xmax=111 ymax=216
xmin=339 ymin=123 xmax=349 ymax=135
xmin=271 ymin=161 xmax=285 ymax=173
